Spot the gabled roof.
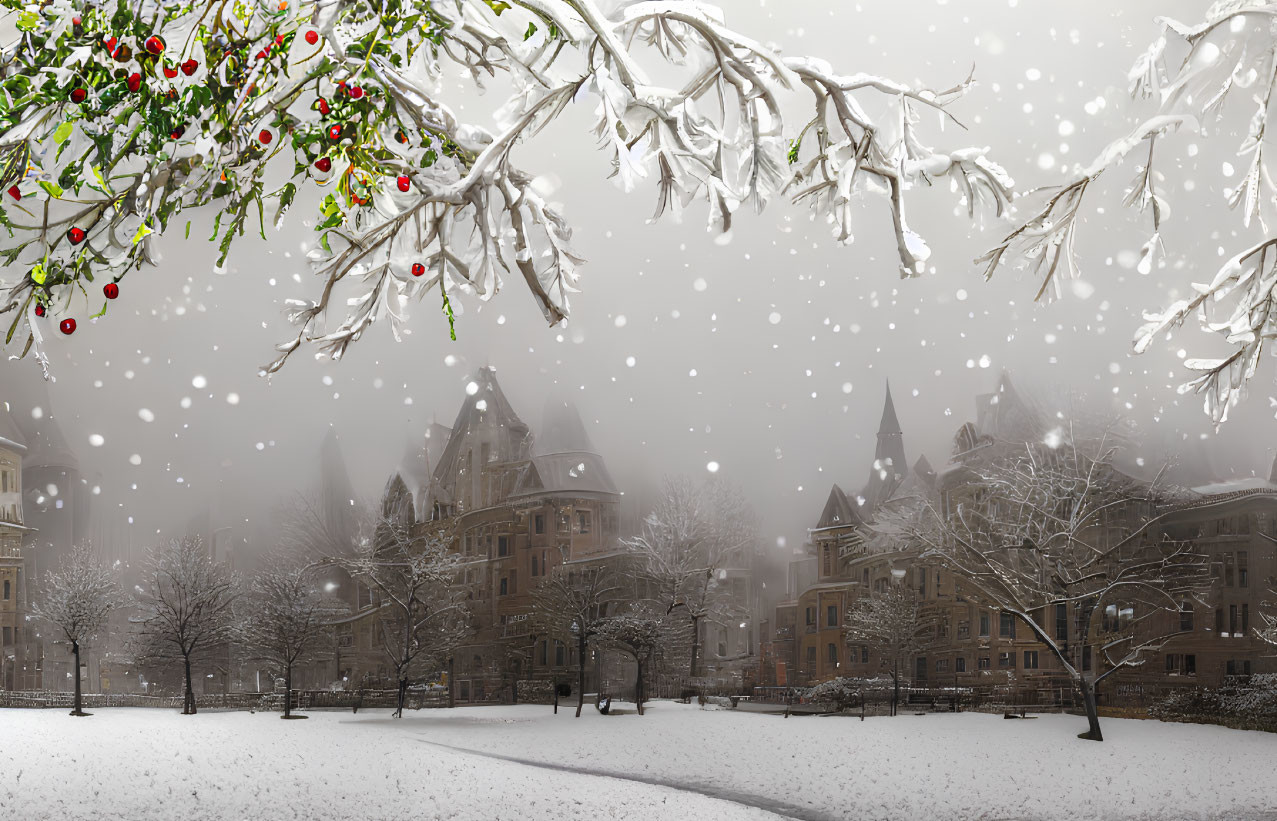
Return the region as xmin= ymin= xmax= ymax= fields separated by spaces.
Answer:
xmin=815 ymin=484 xmax=863 ymax=530
xmin=432 ymin=367 xmax=530 ymax=486
xmin=512 ymin=452 xmax=619 ymax=498
xmin=0 ymin=404 xmax=26 ymax=453
xmin=975 ymin=370 xmax=1043 ymax=443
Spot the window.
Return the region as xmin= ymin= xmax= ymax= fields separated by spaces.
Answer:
xmin=1 ymin=626 xmax=9 ymax=644
xmin=577 ymin=511 xmax=591 ymax=534
xmin=862 ymin=568 xmax=869 ymax=586
xmin=999 ymin=612 xmax=1016 ymax=639
xmin=2 ymin=579 xmax=7 ymax=600
xmin=918 ymin=568 xmax=927 ymax=597
xmin=998 ymin=652 xmax=1014 ymax=669
xmin=1243 ymin=603 xmax=1249 ymax=635
xmin=1224 ymin=552 xmax=1235 ymax=587
xmin=822 ymin=547 xmax=833 ymax=578
xmin=497 ymin=535 xmax=510 ymax=557
xmin=827 ymin=605 xmax=839 ymax=628
xmin=935 ymin=571 xmax=942 ymax=596
xmin=1023 ymin=651 xmax=1039 ymax=670
xmin=531 ymin=554 xmax=539 ymax=577
xmin=539 ymin=641 xmax=547 ymax=666
xmin=806 ymin=646 xmax=816 ymax=669
xmin=555 ymin=640 xmax=566 ymax=666
xmin=499 ymin=577 xmax=508 ymax=596
xmin=955 ymin=657 xmax=967 ymax=673
xmin=977 ymin=656 xmax=991 ymax=670
xmin=827 ymin=643 xmax=838 ymax=664
xmin=805 ymin=607 xmax=816 ymax=626
xmin=336 ymin=624 xmax=353 ymax=648
xmin=1226 ymin=660 xmax=1252 ymax=677
xmin=979 ymin=612 xmax=990 ymax=637
xmin=1216 ymin=608 xmax=1225 ymax=635
xmin=1185 ymin=654 xmax=1196 ymax=676
xmin=957 ymin=620 xmax=970 ymax=639
xmin=1166 ymin=653 xmax=1191 ymax=675
xmin=915 ymin=657 xmax=927 ymax=680
xmin=1180 ymin=602 xmax=1194 ymax=632
xmin=1055 ymin=604 xmax=1068 ymax=641
xmin=534 ymin=514 xmax=545 ymax=535
xmin=1239 ymin=551 xmax=1249 ymax=588
xmin=860 ymin=645 xmax=869 ymax=663
xmin=1230 ymin=604 xmax=1238 ymax=636
xmin=936 ymin=659 xmax=950 ymax=673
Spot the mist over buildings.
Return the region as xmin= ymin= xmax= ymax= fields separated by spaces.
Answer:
xmin=1 ymin=0 xmax=1272 ymax=592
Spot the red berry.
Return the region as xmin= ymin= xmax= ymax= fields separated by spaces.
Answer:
xmin=103 ymin=36 xmax=117 ymax=51
xmin=305 ymin=30 xmax=319 ymax=45
xmin=70 ymin=87 xmax=87 ymax=103
xmin=34 ymin=304 xmax=45 ymax=317
xmin=127 ymin=73 xmax=141 ymax=92
xmin=317 ymin=98 xmax=330 ymax=116
xmin=350 ymin=86 xmax=364 ymax=99
xmin=170 ymin=125 xmax=185 ymax=140
xmin=7 ymin=186 xmax=19 ymax=201
xmin=313 ymin=157 xmax=332 ymax=173
xmin=255 ymin=50 xmax=266 ymax=60
xmin=275 ymin=34 xmax=285 ymax=45
xmin=59 ymin=318 xmax=76 ymax=335
xmin=144 ymin=36 xmax=165 ymax=55
xmin=328 ymin=125 xmax=342 ymax=141
xmin=163 ymin=65 xmax=178 ymax=78
xmin=68 ymin=227 xmax=86 ymax=245
xmin=181 ymin=59 xmax=198 ymax=76
xmin=396 ymin=175 xmax=410 ymax=192
xmin=411 ymin=262 xmax=425 ymax=277
xmin=103 ymin=282 xmax=119 ymax=299
xmin=72 ymin=16 xmax=81 ymax=26
xmin=258 ymin=129 xmax=273 ymax=145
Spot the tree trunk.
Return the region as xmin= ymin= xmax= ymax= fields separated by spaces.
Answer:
xmin=1078 ymin=679 xmax=1104 ymax=741
xmin=447 ymin=657 xmax=455 ymax=709
xmin=183 ymin=654 xmax=196 ymax=715
xmin=70 ymin=641 xmax=85 ymax=717
xmin=635 ymin=657 xmax=645 ymax=716
xmin=689 ymin=614 xmax=701 ymax=680
xmin=892 ymin=661 xmax=899 ymax=717
xmin=283 ymin=664 xmax=292 ymax=719
xmin=553 ymin=678 xmax=559 ymax=714
xmin=395 ymin=677 xmax=408 ymax=718
xmin=576 ymin=635 xmax=586 ymax=718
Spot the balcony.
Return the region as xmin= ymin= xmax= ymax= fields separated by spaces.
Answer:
xmin=0 ymin=544 xmax=20 ymax=559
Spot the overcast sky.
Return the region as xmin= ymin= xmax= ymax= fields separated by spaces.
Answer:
xmin=5 ymin=0 xmax=1272 ymax=564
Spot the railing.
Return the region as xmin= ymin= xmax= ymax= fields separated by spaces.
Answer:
xmin=0 ymin=688 xmax=450 ymax=711
xmin=0 ymin=545 xmax=20 ymax=559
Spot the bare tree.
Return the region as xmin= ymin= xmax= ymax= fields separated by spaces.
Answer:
xmin=134 ymin=537 xmax=240 ymax=715
xmin=599 ymin=605 xmax=664 ymax=715
xmin=883 ymin=427 xmax=1210 ymax=741
xmin=844 ymin=582 xmax=935 ymax=716
xmin=335 ymin=506 xmax=469 ymax=718
xmin=982 ymin=3 xmax=1277 ymax=423
xmin=623 ymin=477 xmax=755 ymax=681
xmin=241 ymin=558 xmax=348 ymax=719
xmin=31 ymin=544 xmax=128 ymax=717
xmin=532 ymin=563 xmax=619 ymax=718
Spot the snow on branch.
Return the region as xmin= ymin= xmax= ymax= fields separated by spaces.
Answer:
xmin=0 ymin=0 xmax=1011 ymax=372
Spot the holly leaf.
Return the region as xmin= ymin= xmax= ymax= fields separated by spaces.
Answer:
xmin=15 ymin=11 xmax=40 ymax=32
xmin=132 ymin=221 xmax=153 ymax=245
xmin=52 ymin=121 xmax=73 ymax=145
xmin=38 ymin=180 xmax=63 ymax=198
xmin=29 ymin=262 xmax=45 ymax=285
xmin=524 ymin=22 xmax=537 ymax=40
xmin=482 ymin=0 xmax=510 ymax=14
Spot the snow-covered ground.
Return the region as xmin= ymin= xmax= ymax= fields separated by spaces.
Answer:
xmin=3 ymin=701 xmax=1275 ymax=820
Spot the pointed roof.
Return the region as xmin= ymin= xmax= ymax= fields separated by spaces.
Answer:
xmin=0 ymin=404 xmax=27 ymax=453
xmin=536 ymin=396 xmax=596 ymax=456
xmin=23 ymin=412 xmax=78 ymax=470
xmin=975 ymin=369 xmax=1042 ymax=442
xmin=431 ymin=366 xmax=531 ymax=488
xmin=815 ymin=484 xmax=863 ymax=530
xmin=878 ymin=380 xmax=902 ymax=435
xmin=512 ymin=452 xmax=620 ymax=497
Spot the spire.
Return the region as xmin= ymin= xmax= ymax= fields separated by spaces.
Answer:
xmin=536 ymin=395 xmax=596 ymax=455
xmin=878 ymin=379 xmax=902 ymax=435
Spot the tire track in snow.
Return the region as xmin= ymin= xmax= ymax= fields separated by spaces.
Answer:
xmin=415 ymin=738 xmax=839 ymax=821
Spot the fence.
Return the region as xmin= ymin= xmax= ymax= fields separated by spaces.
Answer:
xmin=0 ymin=688 xmax=450 ymax=712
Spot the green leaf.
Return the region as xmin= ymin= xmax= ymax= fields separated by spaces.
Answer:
xmin=185 ymin=220 xmax=191 ymax=239
xmin=15 ymin=10 xmax=40 ymax=32
xmin=524 ymin=22 xmax=537 ymax=40
xmin=787 ymin=138 xmax=801 ymax=165
xmin=52 ymin=121 xmax=73 ymax=145
xmin=38 ymin=180 xmax=63 ymax=198
xmin=132 ymin=221 xmax=153 ymax=245
xmin=29 ymin=263 xmax=45 ymax=286
xmin=482 ymin=0 xmax=510 ymax=14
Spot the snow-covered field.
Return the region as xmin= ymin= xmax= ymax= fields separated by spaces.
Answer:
xmin=2 ymin=701 xmax=1275 ymax=820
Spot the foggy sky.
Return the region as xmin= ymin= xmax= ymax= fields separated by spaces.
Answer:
xmin=3 ymin=0 xmax=1269 ymax=564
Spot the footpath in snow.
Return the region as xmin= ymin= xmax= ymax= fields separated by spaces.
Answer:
xmin=3 ymin=701 xmax=1277 ymax=820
